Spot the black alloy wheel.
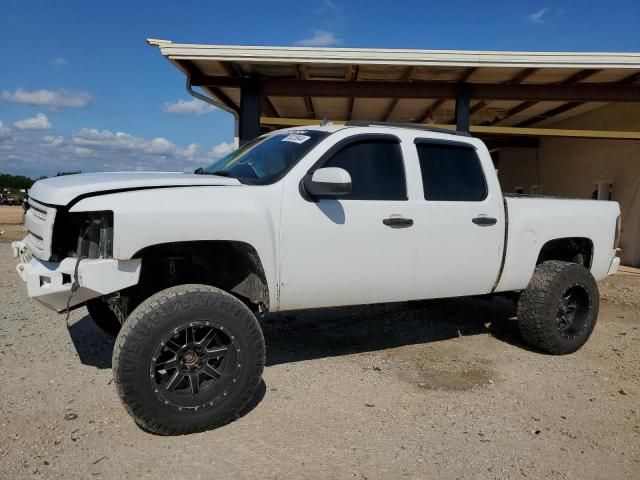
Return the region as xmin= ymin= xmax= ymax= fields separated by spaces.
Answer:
xmin=556 ymin=284 xmax=590 ymax=339
xmin=150 ymin=321 xmax=242 ymax=411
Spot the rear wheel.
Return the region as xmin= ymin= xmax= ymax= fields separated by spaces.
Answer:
xmin=112 ymin=284 xmax=265 ymax=435
xmin=87 ymin=299 xmax=121 ymax=337
xmin=518 ymin=260 xmax=599 ymax=354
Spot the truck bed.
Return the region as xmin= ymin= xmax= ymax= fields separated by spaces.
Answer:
xmin=494 ymin=195 xmax=619 ymax=292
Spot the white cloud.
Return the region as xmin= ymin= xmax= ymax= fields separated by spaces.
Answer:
xmin=295 ymin=30 xmax=342 ymax=47
xmin=52 ymin=57 xmax=68 ymax=66
xmin=14 ymin=113 xmax=52 ymax=130
xmin=1 ymin=88 xmax=91 ymax=109
xmin=163 ymin=98 xmax=217 ymax=115
xmin=73 ymin=146 xmax=93 ymax=156
xmin=528 ymin=8 xmax=549 ymax=23
xmin=0 ymin=126 xmax=235 ymax=178
xmin=177 ymin=143 xmax=200 ymax=159
xmin=210 ymin=141 xmax=235 ymax=159
xmin=42 ymin=135 xmax=64 ymax=147
xmin=0 ymin=121 xmax=12 ymax=142
xmin=72 ymin=128 xmax=205 ymax=160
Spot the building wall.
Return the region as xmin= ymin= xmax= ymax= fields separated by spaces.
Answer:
xmin=497 ymin=103 xmax=640 ymax=266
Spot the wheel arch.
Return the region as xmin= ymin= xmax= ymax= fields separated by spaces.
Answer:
xmin=131 ymin=240 xmax=270 ymax=312
xmin=536 ymin=237 xmax=594 ymax=270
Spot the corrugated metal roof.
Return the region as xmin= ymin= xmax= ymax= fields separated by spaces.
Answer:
xmin=153 ymin=40 xmax=640 ymax=68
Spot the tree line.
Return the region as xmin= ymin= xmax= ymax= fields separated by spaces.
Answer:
xmin=0 ymin=171 xmax=82 ymax=190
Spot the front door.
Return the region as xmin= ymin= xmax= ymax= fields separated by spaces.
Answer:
xmin=278 ymin=135 xmax=417 ymax=310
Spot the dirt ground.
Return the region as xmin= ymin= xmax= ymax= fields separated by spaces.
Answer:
xmin=0 ymin=243 xmax=638 ymax=479
xmin=0 ymin=206 xmax=26 ymax=243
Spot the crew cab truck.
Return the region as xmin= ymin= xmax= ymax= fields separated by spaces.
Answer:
xmin=12 ymin=122 xmax=621 ymax=435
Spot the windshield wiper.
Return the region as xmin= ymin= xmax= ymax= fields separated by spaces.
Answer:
xmin=194 ymin=167 xmax=234 ymax=178
xmin=211 ymin=170 xmax=234 ymax=178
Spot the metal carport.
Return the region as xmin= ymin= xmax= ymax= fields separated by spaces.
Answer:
xmin=148 ymin=39 xmax=640 ymax=145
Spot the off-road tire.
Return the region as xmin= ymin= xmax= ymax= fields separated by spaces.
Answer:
xmin=87 ymin=298 xmax=121 ymax=337
xmin=518 ymin=260 xmax=599 ymax=354
xmin=112 ymin=284 xmax=265 ymax=435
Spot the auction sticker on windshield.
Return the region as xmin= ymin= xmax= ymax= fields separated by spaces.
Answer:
xmin=281 ymin=133 xmax=311 ymax=144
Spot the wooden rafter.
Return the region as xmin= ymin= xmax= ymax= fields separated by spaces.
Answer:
xmin=262 ymin=96 xmax=279 ymax=118
xmin=297 ymin=65 xmax=316 ymax=119
xmin=382 ymin=66 xmax=415 ymax=121
xmin=491 ymin=69 xmax=603 ymax=126
xmin=415 ymin=67 xmax=476 ymax=123
xmin=515 ymin=69 xmax=640 ymax=127
xmin=205 ymin=87 xmax=239 ymax=112
xmin=219 ymin=61 xmax=243 ymax=78
xmin=173 ymin=60 xmax=239 ymax=112
xmin=347 ymin=65 xmax=358 ymax=121
xmin=191 ymin=75 xmax=640 ymax=102
xmin=470 ymin=68 xmax=538 ymax=115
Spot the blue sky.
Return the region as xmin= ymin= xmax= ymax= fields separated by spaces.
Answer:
xmin=1 ymin=0 xmax=639 ymax=177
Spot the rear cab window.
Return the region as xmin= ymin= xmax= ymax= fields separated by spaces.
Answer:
xmin=414 ymin=139 xmax=487 ymax=201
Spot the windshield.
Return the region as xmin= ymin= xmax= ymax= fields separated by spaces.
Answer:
xmin=203 ymin=130 xmax=330 ymax=185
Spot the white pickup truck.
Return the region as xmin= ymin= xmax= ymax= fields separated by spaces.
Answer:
xmin=13 ymin=122 xmax=621 ymax=435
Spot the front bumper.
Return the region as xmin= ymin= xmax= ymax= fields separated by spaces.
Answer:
xmin=12 ymin=240 xmax=141 ymax=312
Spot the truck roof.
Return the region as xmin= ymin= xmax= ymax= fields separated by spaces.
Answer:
xmin=276 ymin=121 xmax=470 ymax=139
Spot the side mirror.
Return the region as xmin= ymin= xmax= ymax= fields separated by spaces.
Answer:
xmin=303 ymin=167 xmax=352 ymax=197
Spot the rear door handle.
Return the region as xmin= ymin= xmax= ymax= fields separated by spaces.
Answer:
xmin=383 ymin=215 xmax=414 ymax=228
xmin=472 ymin=216 xmax=497 ymax=226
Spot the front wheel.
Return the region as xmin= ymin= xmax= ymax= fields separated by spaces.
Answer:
xmin=517 ymin=260 xmax=599 ymax=355
xmin=112 ymin=284 xmax=265 ymax=435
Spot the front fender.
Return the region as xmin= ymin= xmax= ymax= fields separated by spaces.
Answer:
xmin=71 ymin=185 xmax=282 ymax=309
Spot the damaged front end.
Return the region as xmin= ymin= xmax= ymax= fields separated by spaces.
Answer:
xmin=13 ymin=198 xmax=140 ymax=312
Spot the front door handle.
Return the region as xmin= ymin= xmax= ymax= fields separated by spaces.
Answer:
xmin=383 ymin=215 xmax=414 ymax=228
xmin=472 ymin=216 xmax=497 ymax=226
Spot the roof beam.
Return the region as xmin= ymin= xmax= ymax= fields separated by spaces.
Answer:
xmin=205 ymin=87 xmax=239 ymax=112
xmin=190 ymin=75 xmax=640 ymax=102
xmin=297 ymin=65 xmax=316 ymax=119
xmin=415 ymin=67 xmax=476 ymax=123
xmin=174 ymin=60 xmax=240 ymax=112
xmin=515 ymin=69 xmax=640 ymax=127
xmin=492 ymin=69 xmax=603 ymax=125
xmin=262 ymin=96 xmax=279 ymax=118
xmin=483 ymin=136 xmax=540 ymax=150
xmin=382 ymin=66 xmax=415 ymax=121
xmin=415 ymin=99 xmax=445 ymax=123
xmin=489 ymin=101 xmax=537 ymax=126
xmin=219 ymin=61 xmax=243 ymax=78
xmin=470 ymin=68 xmax=538 ymax=115
xmin=347 ymin=65 xmax=358 ymax=121
xmin=262 ymin=78 xmax=640 ymax=101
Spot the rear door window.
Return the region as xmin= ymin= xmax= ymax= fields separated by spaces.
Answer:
xmin=416 ymin=142 xmax=487 ymax=201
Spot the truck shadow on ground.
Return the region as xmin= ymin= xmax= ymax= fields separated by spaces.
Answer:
xmin=67 ymin=295 xmax=530 ymax=371
xmin=260 ymin=296 xmax=530 ymax=366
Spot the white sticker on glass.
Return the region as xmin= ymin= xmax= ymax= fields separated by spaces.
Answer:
xmin=282 ymin=134 xmax=311 ymax=144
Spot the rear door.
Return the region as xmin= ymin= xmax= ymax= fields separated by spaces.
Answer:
xmin=278 ymin=134 xmax=417 ymax=310
xmin=410 ymin=139 xmax=504 ymax=299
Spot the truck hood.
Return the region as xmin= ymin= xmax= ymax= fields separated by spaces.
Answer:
xmin=28 ymin=171 xmax=242 ymax=206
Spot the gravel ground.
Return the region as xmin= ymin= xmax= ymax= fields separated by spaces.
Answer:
xmin=0 ymin=206 xmax=26 ymax=243
xmin=0 ymin=243 xmax=638 ymax=479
